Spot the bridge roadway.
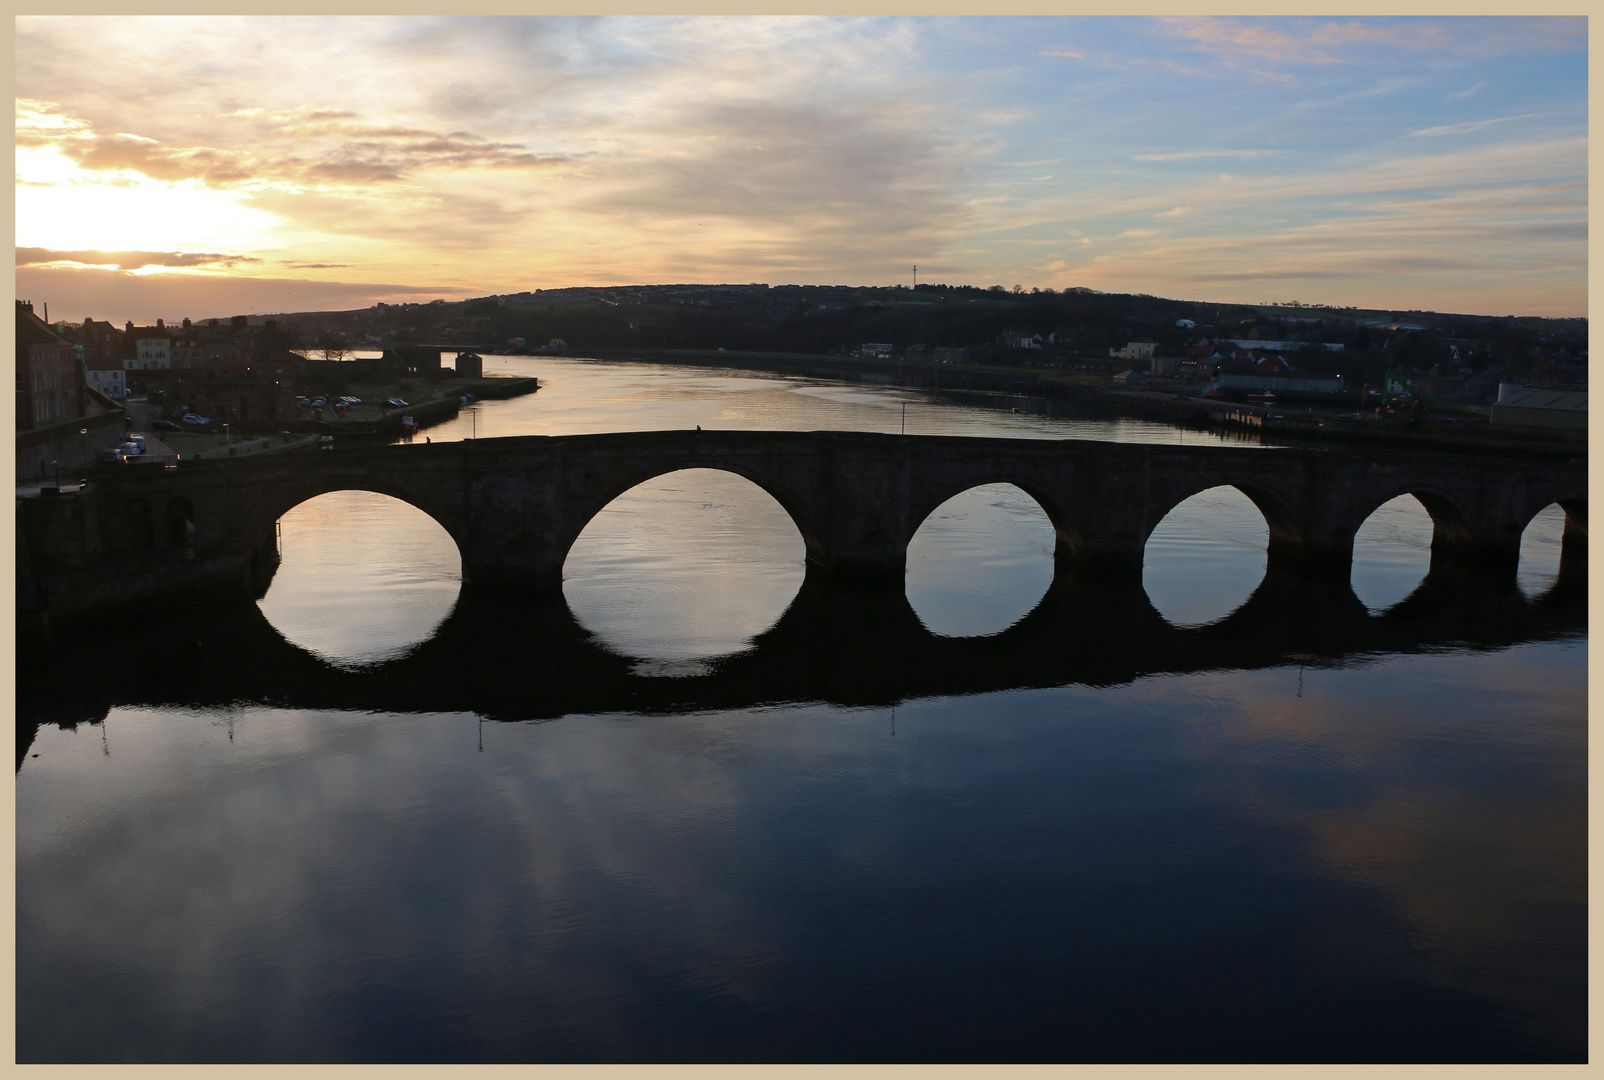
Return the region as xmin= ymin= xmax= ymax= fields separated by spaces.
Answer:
xmin=17 ymin=559 xmax=1587 ymax=766
xmin=78 ymin=429 xmax=1588 ymax=598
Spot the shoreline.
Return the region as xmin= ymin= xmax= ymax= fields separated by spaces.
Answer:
xmin=571 ymin=348 xmax=1583 ymax=461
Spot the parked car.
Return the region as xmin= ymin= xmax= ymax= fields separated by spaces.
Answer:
xmin=153 ymin=419 xmax=182 ymax=432
xmin=182 ymin=413 xmax=215 ymax=426
xmin=118 ymin=441 xmax=144 ymax=456
xmin=98 ymin=446 xmax=129 ymax=463
xmin=123 ymin=432 xmax=146 ymax=450
xmin=385 ymin=397 xmax=409 ymax=408
xmin=308 ymin=397 xmax=327 ymax=408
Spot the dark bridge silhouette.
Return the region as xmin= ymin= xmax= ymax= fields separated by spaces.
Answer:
xmin=84 ymin=430 xmax=1587 ymax=596
xmin=18 ymin=554 xmax=1588 ymax=768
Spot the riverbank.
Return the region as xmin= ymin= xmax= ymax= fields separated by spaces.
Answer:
xmin=582 ymin=348 xmax=1582 ymax=461
xmin=240 ymin=374 xmax=542 ymax=442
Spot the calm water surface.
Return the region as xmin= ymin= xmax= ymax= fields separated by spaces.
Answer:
xmin=17 ymin=357 xmax=1584 ymax=1062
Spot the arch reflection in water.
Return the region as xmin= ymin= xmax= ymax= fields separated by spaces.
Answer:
xmin=256 ymin=491 xmax=462 ymax=669
xmin=1518 ymin=504 xmax=1567 ymax=599
xmin=1351 ymin=494 xmax=1434 ymax=613
xmin=1143 ymin=485 xmax=1268 ymax=627
xmin=906 ymin=483 xmax=1055 ymax=638
xmin=562 ymin=468 xmax=806 ymax=673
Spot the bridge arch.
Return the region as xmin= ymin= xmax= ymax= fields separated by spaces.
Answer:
xmin=905 ymin=479 xmax=1060 ymax=638
xmin=244 ymin=479 xmax=470 ymax=572
xmin=560 ymin=465 xmax=811 ymax=662
xmin=554 ymin=459 xmax=825 ymax=577
xmin=1519 ymin=492 xmax=1587 ymax=552
xmin=1352 ymin=483 xmax=1475 ymax=555
xmin=1143 ymin=476 xmax=1303 ymax=558
xmin=908 ymin=475 xmax=1083 ymax=563
xmin=165 ymin=497 xmax=196 ymax=561
xmin=1141 ymin=483 xmax=1272 ymax=627
xmin=125 ymin=498 xmax=154 ymax=550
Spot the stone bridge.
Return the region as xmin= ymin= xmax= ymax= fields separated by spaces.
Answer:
xmin=75 ymin=430 xmax=1586 ymax=598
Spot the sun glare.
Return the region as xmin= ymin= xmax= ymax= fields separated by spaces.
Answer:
xmin=16 ymin=174 xmax=280 ymax=254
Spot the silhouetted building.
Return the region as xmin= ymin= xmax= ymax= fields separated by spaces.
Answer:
xmin=16 ymin=301 xmax=82 ymax=429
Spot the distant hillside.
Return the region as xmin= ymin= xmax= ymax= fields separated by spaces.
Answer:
xmin=205 ymin=282 xmax=1588 ymax=390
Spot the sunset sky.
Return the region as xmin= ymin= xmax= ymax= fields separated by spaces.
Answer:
xmin=15 ymin=15 xmax=1588 ymax=323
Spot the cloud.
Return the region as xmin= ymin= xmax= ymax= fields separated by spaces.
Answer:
xmin=1157 ymin=16 xmax=1445 ymax=65
xmin=23 ymin=99 xmax=579 ymax=189
xmin=223 ymin=106 xmax=360 ymax=123
xmin=284 ymin=263 xmax=351 ymax=269
xmin=1447 ymin=82 xmax=1485 ymax=100
xmin=17 ymin=247 xmax=263 ymax=270
xmin=61 ymin=135 xmax=260 ymax=185
xmin=1064 ymin=51 xmax=1290 ymax=84
xmin=17 ymin=265 xmax=466 ymax=323
xmin=1155 ymin=206 xmax=1191 ymax=218
xmin=1409 ymin=115 xmax=1535 ymax=138
xmin=1132 ymin=150 xmax=1285 ymax=162
xmin=577 ymin=98 xmax=967 ymax=264
xmin=1045 ymin=190 xmax=1585 ymax=315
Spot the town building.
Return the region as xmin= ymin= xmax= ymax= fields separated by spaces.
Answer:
xmin=1110 ymin=341 xmax=1158 ymax=361
xmin=1490 ymin=385 xmax=1587 ymax=433
xmin=125 ymin=319 xmax=173 ymax=370
xmin=16 ymin=301 xmax=84 ymax=429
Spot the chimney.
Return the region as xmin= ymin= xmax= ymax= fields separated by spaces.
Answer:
xmin=125 ymin=321 xmax=134 ymax=335
xmin=232 ymin=315 xmax=247 ymax=330
xmin=183 ymin=317 xmax=191 ymax=329
xmin=156 ymin=318 xmax=164 ymax=329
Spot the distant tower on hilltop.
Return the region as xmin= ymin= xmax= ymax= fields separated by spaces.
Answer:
xmin=913 ymin=265 xmax=917 ymax=289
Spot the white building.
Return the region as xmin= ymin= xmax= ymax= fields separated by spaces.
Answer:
xmin=1490 ymin=387 xmax=1587 ymax=432
xmin=126 ymin=324 xmax=172 ymax=370
xmin=85 ymin=366 xmax=126 ymax=400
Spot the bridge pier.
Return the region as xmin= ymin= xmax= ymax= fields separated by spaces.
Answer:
xmin=1560 ymin=500 xmax=1588 ymax=562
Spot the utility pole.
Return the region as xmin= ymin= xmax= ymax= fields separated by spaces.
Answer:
xmin=912 ymin=265 xmax=917 ymax=290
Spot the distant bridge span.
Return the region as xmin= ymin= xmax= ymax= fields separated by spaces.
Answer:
xmin=82 ymin=430 xmax=1587 ymax=594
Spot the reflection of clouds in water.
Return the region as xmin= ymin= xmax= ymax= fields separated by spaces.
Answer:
xmin=906 ymin=484 xmax=1055 ymax=637
xmin=1144 ymin=486 xmax=1268 ymax=628
xmin=564 ymin=469 xmax=806 ymax=664
xmin=1350 ymin=495 xmax=1433 ymax=613
xmin=18 ymin=704 xmax=843 ymax=1058
xmin=256 ymin=491 xmax=461 ymax=669
xmin=17 ymin=639 xmax=1585 ymax=1059
xmin=1153 ymin=643 xmax=1585 ymax=1048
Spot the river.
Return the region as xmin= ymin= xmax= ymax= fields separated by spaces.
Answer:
xmin=15 ymin=356 xmax=1586 ymax=1062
